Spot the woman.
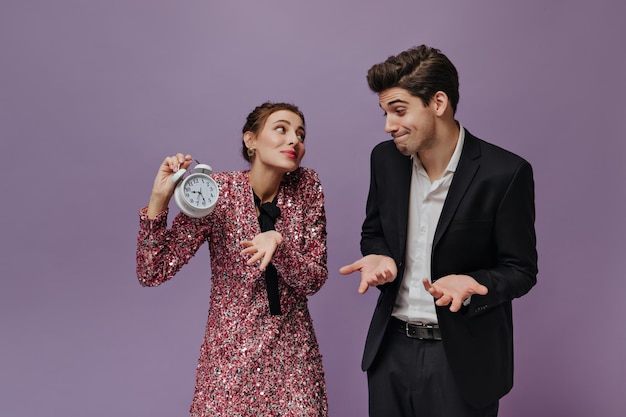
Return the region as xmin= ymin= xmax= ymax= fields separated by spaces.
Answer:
xmin=136 ymin=102 xmax=328 ymax=416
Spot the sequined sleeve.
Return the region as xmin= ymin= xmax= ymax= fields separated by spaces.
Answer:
xmin=136 ymin=206 xmax=209 ymax=287
xmin=272 ymin=169 xmax=328 ymax=296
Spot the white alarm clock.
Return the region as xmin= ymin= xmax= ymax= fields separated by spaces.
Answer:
xmin=171 ymin=163 xmax=219 ymax=218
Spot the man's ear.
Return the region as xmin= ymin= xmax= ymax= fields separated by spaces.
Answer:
xmin=433 ymin=91 xmax=450 ymax=116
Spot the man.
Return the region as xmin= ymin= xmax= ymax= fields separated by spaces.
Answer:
xmin=340 ymin=45 xmax=537 ymax=416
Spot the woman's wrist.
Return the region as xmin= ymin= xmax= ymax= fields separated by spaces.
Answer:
xmin=147 ymin=194 xmax=170 ymax=218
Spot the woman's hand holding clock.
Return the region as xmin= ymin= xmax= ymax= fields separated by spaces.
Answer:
xmin=148 ymin=153 xmax=193 ymax=218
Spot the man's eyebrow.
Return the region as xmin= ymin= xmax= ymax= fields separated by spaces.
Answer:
xmin=379 ymin=99 xmax=409 ymax=109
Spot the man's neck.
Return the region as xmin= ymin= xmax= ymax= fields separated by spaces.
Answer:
xmin=418 ymin=121 xmax=460 ymax=182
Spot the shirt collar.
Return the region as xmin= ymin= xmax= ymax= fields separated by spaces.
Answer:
xmin=446 ymin=122 xmax=465 ymax=174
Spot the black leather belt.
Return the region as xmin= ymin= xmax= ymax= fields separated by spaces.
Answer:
xmin=389 ymin=317 xmax=442 ymax=340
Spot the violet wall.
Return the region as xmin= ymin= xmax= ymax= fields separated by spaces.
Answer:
xmin=1 ymin=1 xmax=624 ymax=416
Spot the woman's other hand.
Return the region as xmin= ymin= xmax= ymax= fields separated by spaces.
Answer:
xmin=240 ymin=230 xmax=284 ymax=271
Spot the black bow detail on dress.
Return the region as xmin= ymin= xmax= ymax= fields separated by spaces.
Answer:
xmin=253 ymin=192 xmax=282 ymax=315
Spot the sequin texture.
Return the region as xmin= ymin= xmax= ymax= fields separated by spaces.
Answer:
xmin=136 ymin=167 xmax=328 ymax=416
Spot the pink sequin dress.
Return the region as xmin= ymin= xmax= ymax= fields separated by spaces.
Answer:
xmin=136 ymin=167 xmax=328 ymax=416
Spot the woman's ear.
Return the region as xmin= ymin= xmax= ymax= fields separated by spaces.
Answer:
xmin=243 ymin=131 xmax=255 ymax=149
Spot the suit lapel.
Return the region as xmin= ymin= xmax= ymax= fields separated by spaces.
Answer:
xmin=394 ymin=156 xmax=412 ymax=262
xmin=433 ymin=131 xmax=481 ymax=248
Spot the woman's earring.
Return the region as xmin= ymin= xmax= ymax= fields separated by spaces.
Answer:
xmin=247 ymin=147 xmax=255 ymax=157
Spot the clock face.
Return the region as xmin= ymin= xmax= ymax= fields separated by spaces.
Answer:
xmin=182 ymin=174 xmax=218 ymax=209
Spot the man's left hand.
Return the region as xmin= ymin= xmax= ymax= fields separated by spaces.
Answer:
xmin=422 ymin=274 xmax=488 ymax=312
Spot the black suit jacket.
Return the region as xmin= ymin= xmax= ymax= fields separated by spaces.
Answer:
xmin=360 ymin=129 xmax=537 ymax=408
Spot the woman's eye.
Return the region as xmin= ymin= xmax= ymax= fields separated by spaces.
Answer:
xmin=276 ymin=126 xmax=285 ymax=133
xmin=297 ymin=133 xmax=305 ymax=141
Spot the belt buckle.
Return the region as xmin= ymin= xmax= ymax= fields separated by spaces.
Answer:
xmin=405 ymin=322 xmax=431 ymax=339
xmin=405 ymin=322 xmax=441 ymax=340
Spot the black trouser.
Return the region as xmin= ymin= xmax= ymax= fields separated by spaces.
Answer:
xmin=367 ymin=323 xmax=499 ymax=417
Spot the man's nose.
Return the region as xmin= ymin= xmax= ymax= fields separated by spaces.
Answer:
xmin=384 ymin=116 xmax=397 ymax=134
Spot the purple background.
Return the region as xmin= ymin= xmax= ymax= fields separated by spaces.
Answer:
xmin=1 ymin=1 xmax=625 ymax=416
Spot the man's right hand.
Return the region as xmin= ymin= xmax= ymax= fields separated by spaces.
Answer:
xmin=339 ymin=254 xmax=398 ymax=294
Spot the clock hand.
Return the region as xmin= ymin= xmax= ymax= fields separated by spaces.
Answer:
xmin=191 ymin=190 xmax=207 ymax=204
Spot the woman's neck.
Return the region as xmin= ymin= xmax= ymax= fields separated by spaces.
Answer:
xmin=248 ymin=167 xmax=283 ymax=204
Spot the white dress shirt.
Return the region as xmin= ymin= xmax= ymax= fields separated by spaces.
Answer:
xmin=392 ymin=125 xmax=465 ymax=324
